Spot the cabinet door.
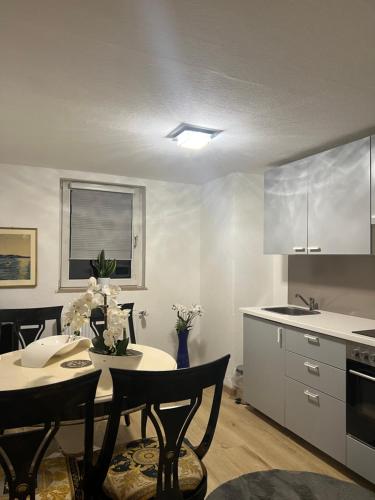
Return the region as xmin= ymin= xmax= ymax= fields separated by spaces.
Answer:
xmin=308 ymin=137 xmax=371 ymax=254
xmin=243 ymin=316 xmax=285 ymax=425
xmin=264 ymin=159 xmax=308 ymax=255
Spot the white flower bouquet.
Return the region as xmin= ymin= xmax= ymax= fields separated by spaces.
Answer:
xmin=64 ymin=277 xmax=130 ymax=356
xmin=172 ymin=304 xmax=203 ymax=334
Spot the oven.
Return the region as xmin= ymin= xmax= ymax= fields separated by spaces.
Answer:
xmin=347 ymin=342 xmax=375 ymax=448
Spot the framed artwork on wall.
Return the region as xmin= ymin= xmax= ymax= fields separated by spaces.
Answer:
xmin=0 ymin=228 xmax=37 ymax=288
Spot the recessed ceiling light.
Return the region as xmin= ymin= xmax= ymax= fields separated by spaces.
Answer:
xmin=167 ymin=123 xmax=223 ymax=150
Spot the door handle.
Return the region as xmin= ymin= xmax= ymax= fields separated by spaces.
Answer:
xmin=304 ymin=334 xmax=320 ymax=345
xmin=304 ymin=361 xmax=319 ymax=373
xmin=277 ymin=327 xmax=282 ymax=346
xmin=293 ymin=247 xmax=305 ymax=253
xmin=308 ymin=247 xmax=321 ymax=253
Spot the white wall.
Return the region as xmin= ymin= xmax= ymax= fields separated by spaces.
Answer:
xmin=0 ymin=163 xmax=202 ymax=363
xmin=200 ymin=172 xmax=287 ymax=384
xmin=200 ymin=174 xmax=236 ymax=377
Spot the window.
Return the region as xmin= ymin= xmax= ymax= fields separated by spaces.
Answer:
xmin=60 ymin=179 xmax=145 ymax=290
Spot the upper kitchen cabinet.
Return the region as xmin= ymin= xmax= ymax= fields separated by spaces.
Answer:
xmin=264 ymin=137 xmax=371 ymax=255
xmin=264 ymin=158 xmax=309 ymax=254
xmin=308 ymin=137 xmax=370 ymax=254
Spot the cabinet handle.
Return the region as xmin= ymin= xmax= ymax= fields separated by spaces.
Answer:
xmin=277 ymin=327 xmax=282 ymax=346
xmin=304 ymin=361 xmax=319 ymax=373
xmin=293 ymin=246 xmax=305 ymax=253
xmin=304 ymin=334 xmax=319 ymax=345
xmin=308 ymin=247 xmax=321 ymax=253
xmin=304 ymin=389 xmax=320 ymax=401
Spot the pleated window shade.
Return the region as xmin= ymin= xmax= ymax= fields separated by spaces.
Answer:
xmin=70 ymin=188 xmax=133 ymax=260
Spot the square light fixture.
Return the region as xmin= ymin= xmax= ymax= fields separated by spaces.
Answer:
xmin=167 ymin=123 xmax=223 ymax=150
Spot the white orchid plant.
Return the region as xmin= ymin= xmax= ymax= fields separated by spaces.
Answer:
xmin=172 ymin=304 xmax=203 ymax=334
xmin=64 ymin=277 xmax=130 ymax=356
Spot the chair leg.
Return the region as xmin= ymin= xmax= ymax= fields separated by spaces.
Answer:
xmin=141 ymin=409 xmax=147 ymax=439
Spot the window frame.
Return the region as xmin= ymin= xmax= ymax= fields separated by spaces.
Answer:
xmin=59 ymin=179 xmax=145 ymax=291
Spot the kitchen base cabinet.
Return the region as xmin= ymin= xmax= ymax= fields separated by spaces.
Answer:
xmin=285 ymin=377 xmax=346 ymax=464
xmin=243 ymin=316 xmax=285 ymax=426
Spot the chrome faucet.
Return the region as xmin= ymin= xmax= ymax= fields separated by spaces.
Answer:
xmin=295 ymin=293 xmax=319 ymax=311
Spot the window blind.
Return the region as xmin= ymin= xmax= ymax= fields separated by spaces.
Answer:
xmin=70 ymin=188 xmax=133 ymax=260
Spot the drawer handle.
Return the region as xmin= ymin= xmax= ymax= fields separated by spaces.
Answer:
xmin=293 ymin=247 xmax=305 ymax=253
xmin=308 ymin=247 xmax=321 ymax=253
xmin=304 ymin=361 xmax=319 ymax=373
xmin=304 ymin=334 xmax=319 ymax=345
xmin=304 ymin=389 xmax=320 ymax=402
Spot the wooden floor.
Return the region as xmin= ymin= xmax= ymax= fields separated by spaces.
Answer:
xmin=122 ymin=388 xmax=374 ymax=495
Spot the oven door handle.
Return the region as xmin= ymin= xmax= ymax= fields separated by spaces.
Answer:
xmin=349 ymin=369 xmax=375 ymax=383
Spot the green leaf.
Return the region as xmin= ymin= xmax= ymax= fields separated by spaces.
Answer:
xmin=107 ymin=259 xmax=117 ymax=276
xmin=115 ymin=337 xmax=129 ymax=356
xmin=104 ymin=261 xmax=111 ymax=276
xmin=92 ymin=335 xmax=106 ymax=353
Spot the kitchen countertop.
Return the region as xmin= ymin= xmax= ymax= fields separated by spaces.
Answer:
xmin=240 ymin=306 xmax=375 ymax=347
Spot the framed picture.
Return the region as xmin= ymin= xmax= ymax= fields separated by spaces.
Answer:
xmin=0 ymin=228 xmax=37 ymax=288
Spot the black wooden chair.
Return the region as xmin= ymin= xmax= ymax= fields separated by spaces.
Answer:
xmin=92 ymin=355 xmax=230 ymax=500
xmin=90 ymin=303 xmax=136 ymax=344
xmin=0 ymin=306 xmax=63 ymax=351
xmin=0 ymin=370 xmax=100 ymax=500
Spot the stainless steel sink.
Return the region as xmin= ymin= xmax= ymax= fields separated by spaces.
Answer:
xmin=262 ymin=306 xmax=320 ymax=316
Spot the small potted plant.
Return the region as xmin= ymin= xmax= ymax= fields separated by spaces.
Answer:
xmin=172 ymin=304 xmax=203 ymax=369
xmin=64 ymin=277 xmax=142 ymax=388
xmin=91 ymin=249 xmax=117 ymax=287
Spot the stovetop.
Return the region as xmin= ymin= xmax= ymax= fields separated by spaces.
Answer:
xmin=352 ymin=329 xmax=375 ymax=339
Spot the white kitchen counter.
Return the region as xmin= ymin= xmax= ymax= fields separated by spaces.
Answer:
xmin=240 ymin=306 xmax=375 ymax=347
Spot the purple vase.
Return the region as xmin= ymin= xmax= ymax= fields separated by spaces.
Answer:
xmin=177 ymin=329 xmax=190 ymax=369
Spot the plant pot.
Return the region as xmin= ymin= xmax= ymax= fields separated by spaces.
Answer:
xmin=88 ymin=348 xmax=143 ymax=390
xmin=97 ymin=277 xmax=111 ymax=287
xmin=176 ymin=329 xmax=190 ymax=369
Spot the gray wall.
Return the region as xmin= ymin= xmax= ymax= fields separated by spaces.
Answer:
xmin=288 ymin=255 xmax=375 ymax=319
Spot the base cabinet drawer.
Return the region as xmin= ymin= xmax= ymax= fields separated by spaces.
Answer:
xmin=347 ymin=435 xmax=375 ymax=484
xmin=286 ymin=351 xmax=346 ymax=401
xmin=285 ymin=328 xmax=346 ymax=369
xmin=285 ymin=378 xmax=346 ymax=463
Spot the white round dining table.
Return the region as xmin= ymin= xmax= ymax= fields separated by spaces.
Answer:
xmin=0 ymin=342 xmax=176 ymax=402
xmin=0 ymin=342 xmax=176 ymax=456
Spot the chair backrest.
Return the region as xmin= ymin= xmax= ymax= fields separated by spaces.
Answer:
xmin=94 ymin=355 xmax=230 ymax=499
xmin=0 ymin=306 xmax=63 ymax=350
xmin=0 ymin=370 xmax=100 ymax=500
xmin=89 ymin=303 xmax=136 ymax=343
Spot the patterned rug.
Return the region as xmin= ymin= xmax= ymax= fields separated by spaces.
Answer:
xmin=207 ymin=470 xmax=375 ymax=500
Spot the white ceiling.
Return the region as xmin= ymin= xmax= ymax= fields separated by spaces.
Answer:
xmin=1 ymin=0 xmax=375 ymax=184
